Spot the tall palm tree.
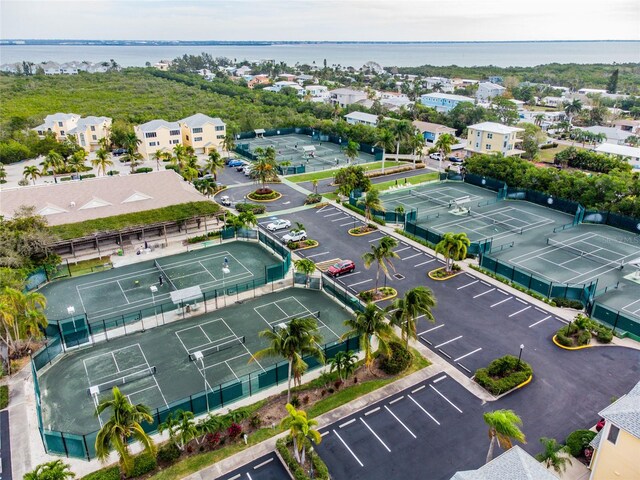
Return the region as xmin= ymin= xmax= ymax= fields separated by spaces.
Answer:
xmin=563 ymin=99 xmax=583 ymax=126
xmin=151 ymin=149 xmax=166 ymax=172
xmin=280 ymin=404 xmax=322 ymax=465
xmin=342 ymin=302 xmax=393 ymax=372
xmin=159 ymin=410 xmax=199 ymax=450
xmin=311 ymin=179 xmax=319 ymax=194
xmin=357 ymin=188 xmax=385 ymax=222
xmin=41 ymin=150 xmax=64 ymax=183
xmin=252 ymin=147 xmax=279 ymax=191
xmin=251 ymin=317 xmax=324 ymax=402
xmin=392 ymin=120 xmax=414 ymax=173
xmin=24 ymin=460 xmax=75 ymax=480
xmin=223 ymin=130 xmax=236 ymax=158
xmin=534 ymin=114 xmax=545 ymax=127
xmin=344 ymin=140 xmax=359 ymax=164
xmin=23 ymin=165 xmax=41 ymax=185
xmin=535 ymin=437 xmax=572 ymax=474
xmin=122 ymin=131 xmax=141 ymax=157
xmin=362 ymin=236 xmax=399 ymax=293
xmin=294 ymin=259 xmax=316 ymax=287
xmin=123 ymin=150 xmax=143 ymax=174
xmin=329 ymin=350 xmax=358 ymax=381
xmin=387 ymin=286 xmax=437 ymax=347
xmin=435 ymin=232 xmax=470 ymax=273
xmin=92 ymin=148 xmax=113 ymax=176
xmin=205 ymin=149 xmax=225 ymax=180
xmin=95 ymin=387 xmax=156 ymax=476
xmin=375 ymin=129 xmax=395 ymax=175
xmin=483 ymin=409 xmax=526 ymax=463
xmin=435 ymin=133 xmax=456 ymax=173
xmin=195 ymin=177 xmax=216 ymax=197
xmin=68 ymin=150 xmax=88 ymax=173
xmin=409 ymin=132 xmax=426 ymax=168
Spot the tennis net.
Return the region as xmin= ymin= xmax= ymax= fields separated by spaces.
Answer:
xmin=188 ymin=336 xmax=246 ymax=361
xmin=546 ymin=238 xmax=625 ymax=267
xmin=410 ymin=190 xmax=451 ymax=207
xmin=271 ymin=310 xmax=321 ymax=332
xmin=154 ymin=259 xmax=177 ymax=291
xmin=87 ymin=366 xmax=157 ymax=395
xmin=469 ymin=210 xmax=523 ymax=235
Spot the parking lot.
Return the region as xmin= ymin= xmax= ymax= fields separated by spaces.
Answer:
xmin=217 ymin=452 xmax=290 ymax=480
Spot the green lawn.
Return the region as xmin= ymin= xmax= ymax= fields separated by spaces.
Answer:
xmin=537 ymin=144 xmax=587 ymax=164
xmin=375 ymin=172 xmax=439 ymax=191
xmin=287 ymin=160 xmax=404 ymax=183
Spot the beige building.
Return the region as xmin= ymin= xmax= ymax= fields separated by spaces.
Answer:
xmin=466 ymin=122 xmax=524 ymax=157
xmin=589 ymin=380 xmax=640 ymax=480
xmin=68 ymin=116 xmax=112 ymax=152
xmin=412 ymin=120 xmax=456 ymax=144
xmin=134 ymin=119 xmax=182 ymax=160
xmin=33 ymin=113 xmax=81 ymax=141
xmin=178 ymin=113 xmax=226 ymax=155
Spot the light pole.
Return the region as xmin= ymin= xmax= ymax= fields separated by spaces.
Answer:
xmin=222 ymin=265 xmax=230 ymax=306
xmin=517 ymin=344 xmax=524 ymax=369
xmin=309 ymin=446 xmax=314 ymax=479
xmin=150 ymin=285 xmax=158 ymax=327
xmin=193 ymin=351 xmax=209 ymax=412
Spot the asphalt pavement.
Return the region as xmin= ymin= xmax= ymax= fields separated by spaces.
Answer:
xmin=216 ymin=452 xmax=289 ymax=480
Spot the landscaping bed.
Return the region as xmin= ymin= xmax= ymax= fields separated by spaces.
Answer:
xmin=359 ymin=287 xmax=397 ymax=302
xmin=287 ymin=239 xmax=319 ymax=250
xmin=566 ymin=429 xmax=597 ymax=466
xmin=428 ymin=265 xmax=461 ymax=280
xmin=348 ymin=224 xmax=377 ymax=236
xmin=235 ymin=202 xmax=267 ymax=214
xmin=554 ymin=314 xmax=613 ymax=348
xmin=474 ymin=355 xmax=533 ymax=396
xmin=247 ymin=188 xmax=282 ymax=202
xmin=305 ymin=193 xmax=322 ymax=205
xmin=277 ymin=437 xmax=329 ymax=480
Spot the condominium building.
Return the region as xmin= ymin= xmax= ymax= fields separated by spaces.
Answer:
xmin=178 ymin=113 xmax=226 ymax=155
xmin=33 ymin=113 xmax=81 ymax=141
xmin=420 ymin=93 xmax=474 ymax=113
xmin=465 ymin=122 xmax=524 ymax=157
xmin=134 ymin=120 xmax=182 ymax=159
xmin=67 ymin=116 xmax=112 ymax=152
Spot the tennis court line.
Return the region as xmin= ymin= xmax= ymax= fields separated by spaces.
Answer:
xmin=219 ymin=317 xmax=266 ymax=373
xmin=138 ymin=346 xmax=169 ymax=408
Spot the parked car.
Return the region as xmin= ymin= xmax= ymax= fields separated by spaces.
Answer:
xmin=266 ymin=219 xmax=291 ymax=231
xmin=243 ymin=166 xmax=253 ymax=176
xmin=429 ymin=152 xmax=443 ymax=160
xmin=448 ymin=156 xmax=463 ymax=163
xmin=282 ymin=230 xmax=307 ymax=243
xmin=236 ymin=161 xmax=249 ymax=172
xmin=112 ymin=148 xmax=126 ymax=156
xmin=228 ymin=159 xmax=245 ymax=167
xmin=219 ymin=195 xmax=232 ymax=206
xmin=327 ymin=260 xmax=356 ymax=277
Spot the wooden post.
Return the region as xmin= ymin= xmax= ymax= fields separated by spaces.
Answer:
xmin=163 ymin=225 xmax=168 ymax=246
xmin=95 ymin=236 xmax=101 ymax=257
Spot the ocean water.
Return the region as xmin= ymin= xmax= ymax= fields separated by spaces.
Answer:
xmin=1 ymin=41 xmax=639 ymax=68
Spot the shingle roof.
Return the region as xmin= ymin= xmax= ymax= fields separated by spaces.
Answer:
xmin=136 ymin=119 xmax=181 ymax=133
xmin=412 ymin=120 xmax=456 ymax=134
xmin=178 ymin=113 xmax=225 ymax=128
xmin=449 ymin=446 xmax=558 ymax=480
xmin=67 ymin=116 xmax=111 ymax=134
xmin=598 ymin=380 xmax=640 ymax=439
xmin=468 ymin=122 xmax=524 ymax=134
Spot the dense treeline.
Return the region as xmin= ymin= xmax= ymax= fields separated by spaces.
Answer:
xmin=393 ymin=62 xmax=640 ymax=94
xmin=464 ymin=154 xmax=640 ymax=218
xmin=554 ymin=147 xmax=632 ymax=174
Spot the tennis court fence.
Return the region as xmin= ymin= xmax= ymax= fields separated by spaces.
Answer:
xmin=349 ymin=190 xmax=418 ymax=224
xmin=589 ymin=303 xmax=640 ymax=342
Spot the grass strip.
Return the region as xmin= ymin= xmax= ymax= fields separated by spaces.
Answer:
xmin=287 ymin=161 xmax=404 ymax=183
xmin=375 ymin=172 xmax=439 ymax=191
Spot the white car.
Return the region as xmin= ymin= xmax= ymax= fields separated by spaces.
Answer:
xmin=429 ymin=152 xmax=443 ymax=160
xmin=219 ymin=195 xmax=232 ymax=206
xmin=266 ymin=219 xmax=291 ymax=231
xmin=282 ymin=230 xmax=307 ymax=243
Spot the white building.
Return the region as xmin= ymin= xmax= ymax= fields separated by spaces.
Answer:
xmin=424 ymin=76 xmax=454 ymax=93
xmin=344 ymin=111 xmax=381 ymax=127
xmin=305 ymin=85 xmax=329 ymax=102
xmin=42 ymin=62 xmax=62 ymax=75
xmin=579 ymin=126 xmax=633 ymax=145
xmin=542 ymin=96 xmax=564 ymax=108
xmin=420 ymin=92 xmax=475 ymax=113
xmin=595 ymin=143 xmax=640 ymax=169
xmin=329 ymin=88 xmax=369 ymax=107
xmin=476 ymin=82 xmax=506 ymax=102
xmin=33 ymin=113 xmax=81 ymax=141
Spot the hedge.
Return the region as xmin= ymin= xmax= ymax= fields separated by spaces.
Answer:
xmin=343 ymin=202 xmax=386 ymax=226
xmin=540 ymin=142 xmax=559 ymax=150
xmin=553 ymin=297 xmax=584 ymax=309
xmin=248 ymin=190 xmax=280 ymax=201
xmin=380 ymin=341 xmax=412 ymax=375
xmin=556 ymin=314 xmax=613 ymax=346
xmin=554 ymin=147 xmax=631 ymax=173
xmin=82 ymin=452 xmax=157 ymax=480
xmin=566 ymin=429 xmax=596 ymax=457
xmin=474 ymin=355 xmax=533 ymax=395
xmin=134 ymin=167 xmax=153 ymax=174
xmin=235 ymin=203 xmax=266 ymax=214
xmin=276 ymin=437 xmax=329 ymax=480
xmin=0 ymin=386 xmax=8 ymax=410
xmin=186 ymin=230 xmax=221 ymax=244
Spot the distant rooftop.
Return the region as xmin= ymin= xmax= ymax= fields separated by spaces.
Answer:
xmin=468 ymin=122 xmax=524 ymax=134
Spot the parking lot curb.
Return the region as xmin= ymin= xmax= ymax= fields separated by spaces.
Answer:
xmin=552 ymin=335 xmax=594 ymax=350
xmin=428 ymin=267 xmax=463 ymax=281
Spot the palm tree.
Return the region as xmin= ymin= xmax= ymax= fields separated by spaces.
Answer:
xmin=387 ymin=286 xmax=437 ymax=347
xmin=435 ymin=133 xmax=456 ymax=173
xmin=362 ymin=236 xmax=399 ymax=293
xmin=195 ymin=177 xmax=216 ymax=197
xmin=223 ymin=130 xmax=236 ymax=158
xmin=357 ymin=188 xmax=385 ymax=222
xmin=311 ymin=179 xmax=319 ymax=194
xmin=329 ymin=350 xmax=358 ymax=381
xmin=41 ymin=150 xmax=64 ymax=182
xmin=95 ymin=387 xmax=156 ymax=476
xmin=280 ymin=403 xmax=322 ymax=465
xmin=24 ymin=460 xmax=75 ymax=480
xmin=375 ymin=129 xmax=395 ymax=174
xmin=68 ymin=149 xmax=88 ymax=173
xmin=251 ymin=317 xmax=324 ymax=403
xmin=409 ymin=132 xmax=426 ymax=168
xmin=564 ymin=99 xmax=583 ymax=126
xmin=23 ymin=165 xmax=41 ymax=185
xmin=435 ymin=232 xmax=470 ymax=273
xmin=344 ymin=140 xmax=360 ymax=164
xmin=160 ymin=410 xmax=199 ymax=450
xmin=252 ymin=147 xmax=279 ymax=191
xmin=122 ymin=150 xmax=143 ymax=174
xmin=294 ymin=259 xmax=316 ymax=287
xmin=484 ymin=409 xmax=526 ymax=463
xmin=342 ymin=302 xmax=393 ymax=372
xmin=394 ymin=205 xmax=405 ymax=223
xmin=92 ymin=148 xmax=113 ymax=176
xmin=534 ymin=114 xmax=545 ymax=127
xmin=1 ymin=288 xmax=47 ymax=354
xmin=0 ymin=165 xmax=6 ymax=183
xmin=392 ymin=120 xmax=414 ymax=172
xmin=205 ymin=149 xmax=225 ymax=180
xmin=535 ymin=437 xmax=572 ymax=474
xmin=122 ymin=131 xmax=141 ymax=157
xmin=151 ymin=149 xmax=166 ymax=172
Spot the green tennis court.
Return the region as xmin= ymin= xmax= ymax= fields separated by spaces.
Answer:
xmin=37 ymin=287 xmax=354 ymax=434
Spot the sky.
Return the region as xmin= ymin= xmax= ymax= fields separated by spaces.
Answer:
xmin=1 ymin=0 xmax=639 ymax=42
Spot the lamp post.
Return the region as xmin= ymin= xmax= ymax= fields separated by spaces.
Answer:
xmin=222 ymin=266 xmax=230 ymax=306
xmin=150 ymin=285 xmax=158 ymax=327
xmin=193 ymin=351 xmax=209 ymax=412
xmin=517 ymin=344 xmax=524 ymax=369
xmin=309 ymin=446 xmax=314 ymax=479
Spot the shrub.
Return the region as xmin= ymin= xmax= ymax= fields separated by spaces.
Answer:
xmin=555 ymin=329 xmax=573 ymax=347
xmin=106 ymin=170 xmax=120 ymax=176
xmin=165 ymin=164 xmax=179 ymax=172
xmin=577 ymin=329 xmax=592 ymax=346
xmin=379 ymin=341 xmax=412 ymax=375
xmin=186 ymin=230 xmax=220 ymax=244
xmin=250 ymin=413 xmax=262 ymax=429
xmin=305 ymin=193 xmax=322 ymax=204
xmin=205 ymin=431 xmax=221 ymax=449
xmin=134 ymin=167 xmax=153 ymax=174
xmin=596 ymin=328 xmax=613 ymax=343
xmin=235 ymin=202 xmax=266 ymax=214
xmin=474 ymin=355 xmax=533 ymax=395
xmin=80 ymin=173 xmax=96 ymax=179
xmin=83 ymin=466 xmax=120 ymax=480
xmin=130 ymin=452 xmax=157 ymax=477
xmin=290 ymin=394 xmax=300 ymax=408
xmin=248 ymin=189 xmax=280 ymax=201
xmin=555 ymin=147 xmax=630 ymax=173
xmin=157 ymin=442 xmax=181 ymax=463
xmin=0 ymin=386 xmax=8 ymax=410
xmin=553 ymin=298 xmax=584 ymax=309
xmin=540 ymin=142 xmax=559 ymax=150
xmin=343 ymin=202 xmax=386 ymax=225
xmin=566 ymin=429 xmax=596 ymax=457
xmin=276 ymin=437 xmax=330 ymax=480
xmin=227 ymin=422 xmax=242 ymax=439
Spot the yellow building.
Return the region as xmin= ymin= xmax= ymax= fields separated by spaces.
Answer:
xmin=67 ymin=116 xmax=112 ymax=152
xmin=465 ymin=122 xmax=524 ymax=157
xmin=589 ymin=381 xmax=640 ymax=480
xmin=33 ymin=113 xmax=81 ymax=141
xmin=178 ymin=113 xmax=226 ymax=155
xmin=134 ymin=120 xmax=182 ymax=160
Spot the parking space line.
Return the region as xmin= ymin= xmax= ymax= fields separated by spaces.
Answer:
xmin=395 ymin=247 xmax=411 ymax=253
xmin=480 ymin=281 xmax=492 ymax=287
xmin=339 ymin=419 xmax=356 ymax=429
xmin=414 ymin=259 xmax=435 ymax=267
xmin=349 ymin=279 xmax=373 ymax=287
xmin=473 ymin=288 xmax=495 ymax=298
xmin=438 ymin=349 xmax=451 ymax=358
xmin=332 ymin=217 xmax=350 ymax=222
xmin=321 ymin=431 xmax=330 ymax=437
xmin=408 ymin=395 xmax=440 ymax=425
xmin=515 ymin=298 xmax=528 ymax=304
xmin=324 ymin=212 xmax=342 ymax=217
xmin=333 ymin=430 xmax=364 ymax=467
xmin=389 ymin=396 xmax=404 ymax=405
xmin=433 ymin=375 xmax=447 ymax=383
xmin=306 ymin=252 xmax=331 ymax=259
xmin=253 ymin=458 xmax=273 ymax=470
xmin=491 ymin=297 xmax=512 ymax=307
xmin=420 ymin=336 xmax=432 ymax=345
xmin=411 ymin=385 xmax=425 ymax=393
xmin=535 ymin=307 xmax=547 ymax=314
xmin=360 ymin=418 xmax=391 ymax=452
xmin=457 ymin=363 xmax=472 ymax=373
xmin=435 ymin=335 xmax=462 ymax=348
xmin=509 ymin=306 xmax=531 ymax=317
xmin=339 ymin=221 xmax=354 ymax=227
xmin=418 ymin=324 xmax=444 ymax=335
xmin=457 ymin=280 xmax=479 ymax=290
xmin=384 ymin=405 xmax=417 ymax=438
xmin=430 ymin=385 xmax=463 ymax=413
xmin=365 ymin=407 xmax=380 ymax=416
xmin=227 ymin=474 xmax=241 ymax=480
xmin=402 ymin=253 xmax=422 ymax=261
xmin=454 ymin=348 xmax=482 ymax=362
xmin=368 ymin=236 xmax=385 ymax=242
xmin=529 ymin=316 xmax=551 ymax=328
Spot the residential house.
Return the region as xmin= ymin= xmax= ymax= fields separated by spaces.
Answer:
xmin=0 ymin=63 xmax=21 ymax=73
xmin=412 ymin=121 xmax=456 ymax=144
xmin=487 ymin=75 xmax=503 ymax=84
xmin=588 ymin=380 xmax=640 ymax=480
xmin=270 ymin=81 xmax=305 ymax=96
xmin=87 ymin=63 xmax=109 ymax=74
xmin=424 ymin=76 xmax=454 ymax=93
xmin=465 ymin=122 xmax=524 ymax=157
xmin=42 ymin=61 xmax=62 ymax=75
xmin=542 ymin=96 xmax=564 ymax=108
xmin=178 ymin=113 xmax=226 ymax=155
xmin=247 ymin=74 xmax=270 ymax=89
xmin=196 ymin=68 xmax=214 ymax=80
xmin=613 ymin=119 xmax=640 ymax=135
xmin=451 ymin=78 xmax=480 ymax=89
xmin=595 ymin=143 xmax=640 ymax=169
xmin=450 ymin=446 xmax=558 ymax=480
xmin=577 ymin=88 xmax=607 ymax=95
xmin=67 ymin=116 xmax=112 ymax=152
xmin=476 ymin=82 xmax=506 ymax=102
xmin=296 ymin=74 xmax=315 ymax=84
xmin=235 ymin=65 xmax=252 ymax=76
xmin=420 ymin=92 xmax=474 ymax=113
xmin=305 ymin=85 xmax=329 ymax=102
xmin=59 ymin=62 xmax=85 ymax=75
xmin=578 ymin=126 xmax=633 ymax=145
xmin=134 ymin=120 xmax=182 ymax=160
xmin=33 ymin=113 xmax=81 ymax=141
xmin=329 ymin=88 xmax=369 ymax=107
xmin=344 ymin=111 xmax=381 ymax=127
xmin=153 ymin=60 xmax=171 ymax=71
xmin=518 ymin=110 xmax=565 ymax=129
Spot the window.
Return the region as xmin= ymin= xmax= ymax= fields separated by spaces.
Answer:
xmin=149 ymin=141 xmax=157 ymax=147
xmin=504 ymin=141 xmax=508 ymax=148
xmin=60 ymin=131 xmax=65 ymax=136
xmin=170 ymin=139 xmax=180 ymax=144
xmin=169 ymin=130 xmax=180 ymax=136
xmin=476 ymin=131 xmax=480 ymax=137
xmin=186 ymin=135 xmax=190 ymax=141
xmin=145 ymin=132 xmax=157 ymax=138
xmin=487 ymin=133 xmax=493 ymax=139
xmin=58 ymin=121 xmax=63 ymax=127
xmin=607 ymin=425 xmax=619 ymax=444
xmin=486 ymin=144 xmax=492 ymax=150
xmin=194 ymin=137 xmax=203 ymax=142
xmin=217 ymin=135 xmax=225 ymax=139
xmin=215 ymin=126 xmax=225 ymax=131
xmin=92 ymin=135 xmax=97 ymax=141
xmin=192 ymin=127 xmax=203 ymax=133
xmin=90 ymin=126 xmax=96 ymax=131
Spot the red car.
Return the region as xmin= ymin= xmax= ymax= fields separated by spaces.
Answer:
xmin=327 ymin=260 xmax=355 ymax=277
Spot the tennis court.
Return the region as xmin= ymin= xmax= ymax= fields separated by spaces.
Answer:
xmin=239 ymin=133 xmax=376 ymax=171
xmin=39 ymin=241 xmax=281 ymax=323
xmin=37 ymin=288 xmax=353 ymax=434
